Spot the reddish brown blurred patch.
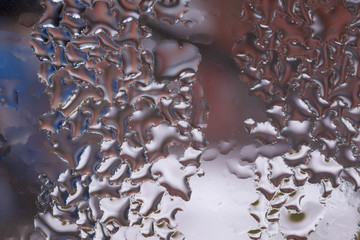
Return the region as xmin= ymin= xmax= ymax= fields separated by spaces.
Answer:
xmin=198 ymin=59 xmax=245 ymax=140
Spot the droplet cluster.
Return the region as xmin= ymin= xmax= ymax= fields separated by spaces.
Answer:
xmin=30 ymin=0 xmax=208 ymax=239
xmin=231 ymin=0 xmax=360 ymax=238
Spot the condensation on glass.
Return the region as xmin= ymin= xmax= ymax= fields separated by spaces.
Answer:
xmin=29 ymin=0 xmax=208 ymax=239
xmin=230 ymin=0 xmax=360 ymax=239
xmin=0 ymin=0 xmax=359 ymax=239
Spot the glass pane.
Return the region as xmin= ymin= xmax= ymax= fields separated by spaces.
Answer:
xmin=0 ymin=0 xmax=360 ymax=239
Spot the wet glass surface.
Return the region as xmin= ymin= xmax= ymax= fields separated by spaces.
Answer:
xmin=1 ymin=0 xmax=360 ymax=239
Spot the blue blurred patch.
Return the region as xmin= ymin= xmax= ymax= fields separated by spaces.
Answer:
xmin=0 ymin=37 xmax=39 ymax=109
